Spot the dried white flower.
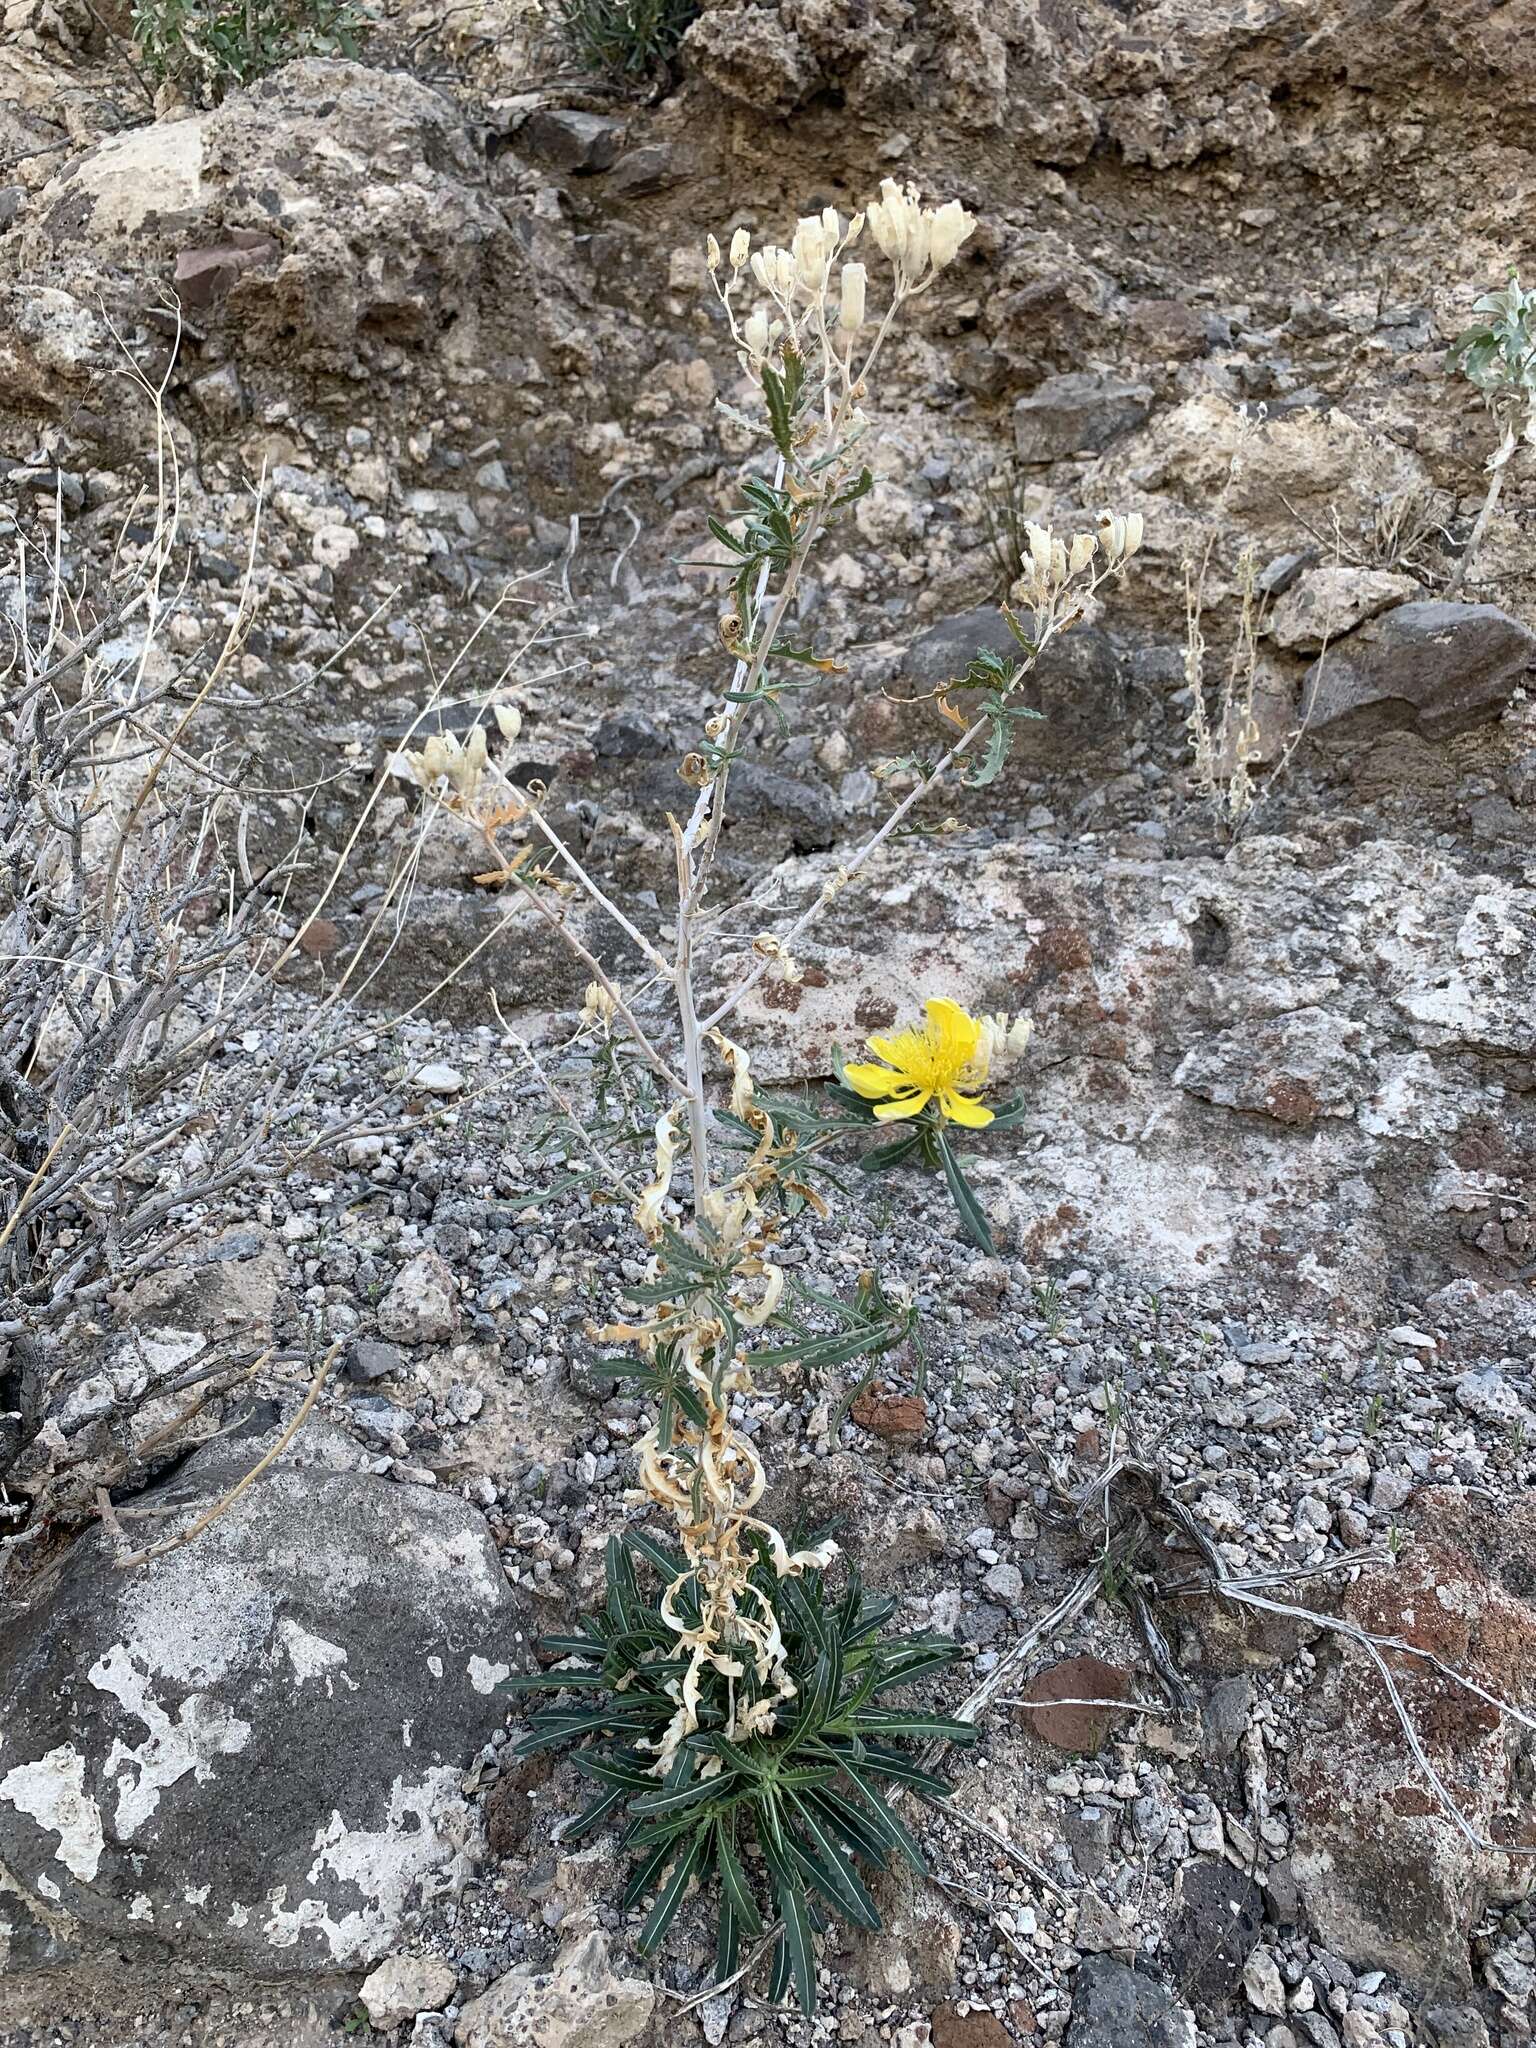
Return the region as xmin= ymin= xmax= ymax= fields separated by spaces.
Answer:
xmin=926 ymin=198 xmax=976 ymax=273
xmin=1098 ymin=509 xmax=1145 ymax=564
xmin=389 ymin=724 xmax=490 ymax=803
xmin=729 ymin=227 xmax=750 ymax=269
xmin=838 ymin=261 xmax=867 ymax=335
xmin=742 ymin=308 xmax=771 ymax=361
xmin=706 ymin=234 xmax=722 ymax=271
xmin=864 ymin=178 xmax=976 ymax=291
xmin=791 ymin=214 xmax=828 ymax=288
xmin=493 ymin=702 xmax=522 ymax=741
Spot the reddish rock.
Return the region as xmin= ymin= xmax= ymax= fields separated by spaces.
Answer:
xmin=1291 ymin=1488 xmax=1536 ymax=1983
xmin=485 ymin=1751 xmax=553 ymax=1857
xmin=931 ymin=2005 xmax=1013 ymax=2048
xmin=297 ymin=914 xmax=341 ymax=958
xmin=850 ymin=1387 xmax=928 ymax=1443
xmin=1016 ymin=1654 xmax=1133 ymax=1754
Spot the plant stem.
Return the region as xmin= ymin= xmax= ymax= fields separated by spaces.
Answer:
xmin=1447 ymin=457 xmax=1508 ymax=597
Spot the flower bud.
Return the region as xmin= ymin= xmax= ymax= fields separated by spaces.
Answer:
xmin=1025 ymin=522 xmax=1053 ymax=584
xmin=792 ymin=214 xmax=827 ymax=287
xmin=706 ymin=234 xmax=722 ymax=271
xmin=743 ymin=308 xmax=771 ymax=359
xmin=729 ymin=227 xmax=750 ymax=269
xmin=838 ymin=261 xmax=867 ymax=334
xmin=1068 ymin=531 xmax=1097 ymax=576
xmin=926 ymin=198 xmax=976 ymax=272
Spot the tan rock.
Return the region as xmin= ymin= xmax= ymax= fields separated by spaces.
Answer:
xmin=1269 ymin=565 xmax=1417 ymax=653
xmin=455 ymin=1931 xmax=654 ymax=2048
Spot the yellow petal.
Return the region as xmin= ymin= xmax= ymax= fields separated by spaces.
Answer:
xmin=924 ymin=997 xmax=980 ymax=1063
xmin=939 ymin=1088 xmax=994 ymax=1129
xmin=844 ymin=1060 xmax=903 ymax=1100
xmin=873 ymin=1090 xmax=930 ymax=1121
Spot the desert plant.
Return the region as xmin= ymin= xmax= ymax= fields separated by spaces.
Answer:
xmin=0 ymin=337 xmax=458 ymax=1563
xmin=512 ymin=1533 xmax=975 ymax=2009
xmin=388 ymin=182 xmax=1143 ymax=2009
xmin=553 ymin=0 xmax=697 ymax=78
xmin=973 ymin=456 xmax=1034 ymax=600
xmin=132 ymin=0 xmax=365 ymax=101
xmin=1183 ymin=544 xmax=1272 ymax=835
xmin=1446 ymin=270 xmax=1536 ymax=593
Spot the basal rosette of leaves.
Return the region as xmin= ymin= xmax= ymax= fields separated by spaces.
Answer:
xmin=509 ymin=1533 xmax=975 ymax=2013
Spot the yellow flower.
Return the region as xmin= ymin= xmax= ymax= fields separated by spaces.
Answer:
xmin=843 ymin=997 xmax=996 ymax=1128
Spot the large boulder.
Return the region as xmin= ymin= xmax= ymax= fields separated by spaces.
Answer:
xmin=1013 ymin=371 xmax=1153 ymax=464
xmin=722 ymin=833 xmax=1536 ymax=1308
xmin=20 ymin=61 xmax=570 ymax=380
xmin=1268 ymin=565 xmax=1417 ymax=654
xmin=0 ymin=1420 xmax=519 ymax=1975
xmin=1303 ymin=602 xmax=1536 ymax=738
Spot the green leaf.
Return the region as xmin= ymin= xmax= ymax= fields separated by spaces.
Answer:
xmin=715 ymin=1812 xmax=763 ymax=1936
xmin=801 ymin=1784 xmax=891 ymax=1866
xmin=574 ymin=1751 xmax=662 ymax=1791
xmin=983 ymin=1093 xmax=1032 ymax=1132
xmin=761 ymin=364 xmax=795 ymax=458
xmin=840 ymin=1764 xmax=929 ymax=1875
xmin=500 ymin=1667 xmax=609 ymax=1692
xmin=766 ymin=1933 xmax=792 ymax=2006
xmin=635 ymin=1829 xmax=708 ymax=1953
xmin=626 ymin=1531 xmax=688 ymax=1584
xmin=716 ymin=1891 xmax=739 ymax=1982
xmin=760 ymin=1830 xmax=817 ymax=2013
xmin=936 ymin=1133 xmax=998 ymax=1255
xmin=532 ymin=1633 xmax=606 ymax=1662
xmin=967 ymin=709 xmax=1012 ymax=789
xmin=622 ymin=1836 xmax=676 ymax=1910
xmin=857 ymin=1132 xmax=923 ymax=1173
xmin=845 ymin=1743 xmax=958 ymax=1797
xmin=562 ymin=1781 xmax=628 ymax=1841
xmin=632 ymin=1774 xmax=737 ymax=1818
xmin=851 ymin=1707 xmax=979 ymax=1743
xmin=788 ymin=1799 xmax=881 ymax=1929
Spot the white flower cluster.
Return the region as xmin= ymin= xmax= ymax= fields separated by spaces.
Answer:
xmin=1015 ymin=510 xmax=1145 ymax=609
xmin=969 ymin=1011 xmax=1033 ymax=1085
xmin=706 ymin=180 xmax=976 ymax=377
xmin=387 ymin=703 xmax=520 ymax=806
xmin=864 ymin=178 xmax=975 ymax=293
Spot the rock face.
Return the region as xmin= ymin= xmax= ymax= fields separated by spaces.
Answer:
xmin=0 ymin=1424 xmax=518 ymax=1975
xmin=19 ymin=60 xmax=571 ymax=381
xmin=1268 ymin=565 xmax=1417 ymax=653
xmin=731 ymin=833 xmax=1536 ymax=1308
xmin=454 ymin=1930 xmax=655 ymax=2048
xmin=1304 ymin=602 xmax=1536 ymax=737
xmin=1290 ymin=1489 xmax=1536 ymax=1985
xmin=1013 ymin=371 xmax=1154 ymax=463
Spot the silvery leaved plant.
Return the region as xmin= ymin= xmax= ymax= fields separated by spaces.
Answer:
xmin=1446 ymin=269 xmax=1536 ymax=593
xmin=391 ymin=182 xmax=1144 ymax=2011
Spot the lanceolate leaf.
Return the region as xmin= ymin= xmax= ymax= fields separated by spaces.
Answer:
xmin=636 ymin=1829 xmax=709 ymax=1955
xmin=715 ymin=1813 xmax=763 ymax=1936
xmin=936 ymin=1133 xmax=998 ymax=1255
xmin=760 ymin=1830 xmax=817 ymax=2014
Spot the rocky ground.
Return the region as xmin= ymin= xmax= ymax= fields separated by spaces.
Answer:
xmin=2 ymin=2 xmax=1536 ymax=2045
